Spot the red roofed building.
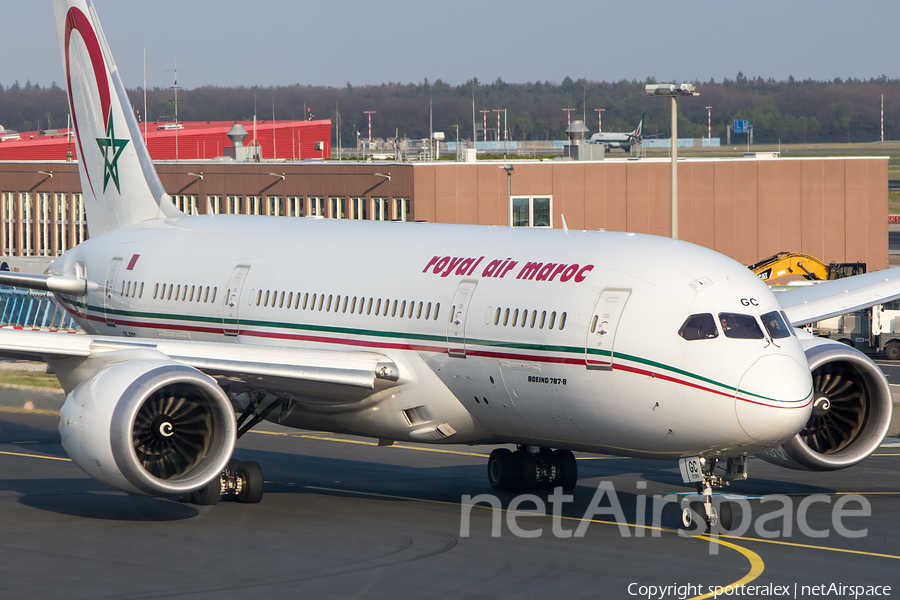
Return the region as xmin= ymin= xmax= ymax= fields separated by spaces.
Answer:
xmin=0 ymin=120 xmax=331 ymax=162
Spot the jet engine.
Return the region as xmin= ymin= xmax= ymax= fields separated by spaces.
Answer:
xmin=759 ymin=337 xmax=893 ymax=470
xmin=59 ymin=354 xmax=235 ymax=496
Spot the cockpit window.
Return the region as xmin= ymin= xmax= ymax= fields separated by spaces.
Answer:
xmin=718 ymin=313 xmax=764 ymax=339
xmin=761 ymin=311 xmax=791 ymax=339
xmin=781 ymin=311 xmax=796 ymax=336
xmin=678 ymin=313 xmax=718 ymax=340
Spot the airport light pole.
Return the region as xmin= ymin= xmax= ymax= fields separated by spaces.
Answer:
xmin=705 ymin=105 xmax=712 ymax=142
xmin=645 ymin=84 xmax=699 ymax=240
xmin=563 ymin=107 xmax=575 ymax=126
xmin=595 ymin=108 xmax=605 ymax=133
xmin=500 ymin=164 xmax=514 ymax=226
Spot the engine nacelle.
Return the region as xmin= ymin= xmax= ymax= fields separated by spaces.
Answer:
xmin=59 ymin=352 xmax=235 ymax=496
xmin=758 ymin=337 xmax=893 ymax=471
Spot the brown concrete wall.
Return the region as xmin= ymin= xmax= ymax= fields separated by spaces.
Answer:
xmin=412 ymin=157 xmax=889 ymax=269
xmin=0 ymin=156 xmax=888 ymax=269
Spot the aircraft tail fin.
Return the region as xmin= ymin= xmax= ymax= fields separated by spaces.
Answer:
xmin=54 ymin=0 xmax=181 ymax=235
xmin=631 ymin=112 xmax=645 ymax=140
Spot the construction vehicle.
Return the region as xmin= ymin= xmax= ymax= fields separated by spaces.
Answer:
xmin=748 ymin=252 xmax=866 ymax=284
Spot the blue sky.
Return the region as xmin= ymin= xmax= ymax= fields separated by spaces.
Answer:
xmin=2 ymin=0 xmax=898 ymax=90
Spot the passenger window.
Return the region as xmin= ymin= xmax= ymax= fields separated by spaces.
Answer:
xmin=280 ymin=292 xmax=285 ymax=308
xmin=530 ymin=311 xmax=537 ymax=328
xmin=539 ymin=311 xmax=547 ymax=329
xmin=139 ymin=282 xmax=144 ymax=298
xmin=392 ymin=300 xmax=398 ymax=317
xmin=189 ymin=285 xmax=195 ymax=302
xmin=590 ymin=315 xmax=598 ymax=333
xmin=559 ymin=312 xmax=567 ymax=330
xmin=350 ymin=297 xmax=357 ymax=313
xmin=494 ymin=307 xmax=501 ymax=326
xmin=718 ymin=313 xmax=764 ymax=340
xmin=416 ymin=302 xmax=423 ymax=319
xmin=434 ymin=303 xmax=440 ymax=320
xmin=211 ymin=288 xmax=217 ymax=303
xmin=303 ymin=293 xmax=309 ymax=310
xmin=521 ymin=310 xmax=528 ymax=327
xmin=548 ymin=311 xmax=556 ymax=329
xmin=678 ymin=313 xmax=718 ymax=340
xmin=761 ymin=311 xmax=791 ymax=339
xmin=503 ymin=308 xmax=510 ymax=326
xmin=167 ymin=285 xmax=174 ymax=301
xmin=154 ymin=283 xmax=159 ymax=300
xmin=512 ymin=309 xmax=519 ymax=327
xmin=425 ymin=302 xmax=432 ymax=320
xmin=366 ymin=298 xmax=373 ymax=315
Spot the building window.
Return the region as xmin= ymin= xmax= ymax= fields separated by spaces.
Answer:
xmin=3 ymin=191 xmax=16 ymax=256
xmin=74 ymin=193 xmax=86 ymax=244
xmin=329 ymin=197 xmax=345 ymax=219
xmin=372 ymin=197 xmax=389 ymax=221
xmin=350 ymin=197 xmax=367 ymax=220
xmin=247 ymin=195 xmax=262 ymax=215
xmin=36 ymin=192 xmax=50 ymax=256
xmin=393 ymin=197 xmax=410 ymax=222
xmin=227 ymin=195 xmax=241 ymax=215
xmin=510 ymin=196 xmax=552 ymax=228
xmin=173 ymin=195 xmax=198 ymax=215
xmin=207 ymin=195 xmax=223 ymax=215
xmin=267 ymin=196 xmax=282 ymax=216
xmin=308 ymin=196 xmax=324 ymax=217
xmin=286 ymin=196 xmax=304 ymax=217
xmin=56 ymin=193 xmax=68 ymax=254
xmin=22 ymin=192 xmax=33 ymax=256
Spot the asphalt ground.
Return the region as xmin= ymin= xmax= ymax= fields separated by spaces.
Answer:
xmin=1 ymin=385 xmax=899 ymax=599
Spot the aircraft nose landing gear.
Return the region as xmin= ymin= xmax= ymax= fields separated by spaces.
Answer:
xmin=487 ymin=446 xmax=578 ymax=492
xmin=679 ymin=456 xmax=747 ymax=532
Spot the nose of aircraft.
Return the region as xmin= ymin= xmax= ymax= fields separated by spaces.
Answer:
xmin=735 ymin=354 xmax=813 ymax=445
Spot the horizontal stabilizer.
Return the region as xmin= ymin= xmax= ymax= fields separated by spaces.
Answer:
xmin=778 ymin=267 xmax=900 ymax=325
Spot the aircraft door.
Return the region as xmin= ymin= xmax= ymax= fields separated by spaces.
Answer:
xmin=223 ymin=265 xmax=250 ymax=336
xmin=103 ymin=257 xmax=123 ymax=326
xmin=447 ymin=280 xmax=478 ymax=357
xmin=585 ymin=288 xmax=631 ymax=370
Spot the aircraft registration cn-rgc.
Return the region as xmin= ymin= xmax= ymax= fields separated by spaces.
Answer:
xmin=3 ymin=0 xmax=895 ymax=528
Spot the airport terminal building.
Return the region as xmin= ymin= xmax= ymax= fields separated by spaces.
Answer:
xmin=0 ymin=149 xmax=888 ymax=270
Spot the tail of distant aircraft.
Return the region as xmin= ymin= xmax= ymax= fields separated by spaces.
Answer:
xmin=53 ymin=0 xmax=181 ymax=235
xmin=629 ymin=112 xmax=645 ymax=141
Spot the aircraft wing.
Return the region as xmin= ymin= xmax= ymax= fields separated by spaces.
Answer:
xmin=0 ymin=329 xmax=400 ymax=403
xmin=777 ymin=267 xmax=900 ymax=325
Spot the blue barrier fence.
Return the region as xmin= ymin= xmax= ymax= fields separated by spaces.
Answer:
xmin=0 ymin=287 xmax=82 ymax=332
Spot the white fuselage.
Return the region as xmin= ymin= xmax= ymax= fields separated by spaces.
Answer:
xmin=51 ymin=216 xmax=814 ymax=460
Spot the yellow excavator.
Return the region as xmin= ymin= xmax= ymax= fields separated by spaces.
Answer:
xmin=748 ymin=252 xmax=866 ymax=284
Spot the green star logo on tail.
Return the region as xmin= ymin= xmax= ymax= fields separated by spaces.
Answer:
xmin=96 ymin=112 xmax=128 ymax=193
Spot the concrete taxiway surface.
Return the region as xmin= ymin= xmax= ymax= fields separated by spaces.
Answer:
xmin=1 ymin=384 xmax=899 ymax=599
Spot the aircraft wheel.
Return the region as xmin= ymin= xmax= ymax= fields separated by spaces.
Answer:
xmin=488 ymin=448 xmax=514 ymax=491
xmin=885 ymin=341 xmax=900 ymax=360
xmin=718 ymin=500 xmax=734 ymax=531
xmin=511 ymin=450 xmax=537 ymax=493
xmin=190 ymin=476 xmax=222 ymax=506
xmin=681 ymin=501 xmax=706 ymax=533
xmin=236 ymin=461 xmax=264 ymax=503
xmin=552 ymin=449 xmax=578 ymax=491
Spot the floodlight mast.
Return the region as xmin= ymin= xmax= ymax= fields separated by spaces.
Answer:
xmin=644 ymin=83 xmax=699 ymax=240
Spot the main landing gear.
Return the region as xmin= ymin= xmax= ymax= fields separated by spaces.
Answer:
xmin=185 ymin=459 xmax=265 ymax=505
xmin=185 ymin=391 xmax=281 ymax=506
xmin=679 ymin=457 xmax=747 ymax=532
xmin=487 ymin=446 xmax=578 ymax=492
